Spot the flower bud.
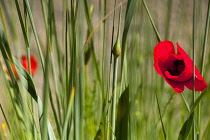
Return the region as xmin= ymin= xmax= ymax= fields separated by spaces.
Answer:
xmin=112 ymin=39 xmax=121 ymax=58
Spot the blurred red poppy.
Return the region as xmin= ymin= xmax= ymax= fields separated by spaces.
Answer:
xmin=154 ymin=41 xmax=207 ymax=93
xmin=5 ymin=56 xmax=38 ymax=79
xmin=21 ymin=56 xmax=38 ymax=76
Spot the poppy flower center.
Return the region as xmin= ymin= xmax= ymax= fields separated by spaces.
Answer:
xmin=167 ymin=60 xmax=185 ymax=76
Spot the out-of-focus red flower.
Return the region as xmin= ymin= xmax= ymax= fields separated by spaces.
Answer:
xmin=21 ymin=56 xmax=38 ymax=76
xmin=5 ymin=56 xmax=38 ymax=79
xmin=154 ymin=41 xmax=207 ymax=93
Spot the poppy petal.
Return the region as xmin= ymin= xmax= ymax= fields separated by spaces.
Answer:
xmin=154 ymin=41 xmax=176 ymax=75
xmin=21 ymin=56 xmax=28 ymax=71
xmin=177 ymin=42 xmax=193 ymax=72
xmin=21 ymin=56 xmax=38 ymax=76
xmin=184 ymin=67 xmax=207 ymax=91
xmin=185 ymin=77 xmax=207 ymax=91
xmin=30 ymin=56 xmax=38 ymax=75
xmin=164 ymin=78 xmax=185 ymax=93
xmin=177 ymin=42 xmax=208 ymax=91
xmin=165 ymin=71 xmax=192 ymax=82
xmin=154 ymin=41 xmax=175 ymax=59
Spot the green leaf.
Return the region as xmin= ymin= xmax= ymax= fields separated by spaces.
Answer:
xmin=115 ymin=87 xmax=129 ymax=140
xmin=13 ymin=57 xmax=38 ymax=102
xmin=178 ymin=113 xmax=194 ymax=140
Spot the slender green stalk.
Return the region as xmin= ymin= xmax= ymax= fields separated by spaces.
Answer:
xmin=23 ymin=0 xmax=31 ymax=75
xmin=14 ymin=0 xmax=30 ymax=53
xmin=41 ymin=47 xmax=50 ymax=140
xmin=181 ymin=93 xmax=191 ymax=112
xmin=101 ymin=0 xmax=107 ymax=102
xmin=110 ymin=5 xmax=122 ymax=140
xmin=65 ymin=9 xmax=69 ymax=100
xmin=164 ymin=0 xmax=172 ymax=40
xmin=110 ymin=0 xmax=117 ymax=64
xmin=200 ymin=0 xmax=210 ymax=75
xmin=142 ymin=0 xmax=161 ymax=42
xmin=111 ymin=58 xmax=119 ymax=140
xmin=61 ymin=86 xmax=75 ymax=140
xmin=0 ymin=104 xmax=11 ymax=132
xmin=23 ymin=0 xmax=45 ymax=71
xmin=106 ymin=0 xmax=117 ymax=139
xmin=41 ymin=0 xmax=54 ymax=137
xmin=192 ymin=0 xmax=196 ymax=139
xmin=198 ymin=0 xmax=210 ymax=139
xmin=155 ymin=91 xmax=167 ymax=140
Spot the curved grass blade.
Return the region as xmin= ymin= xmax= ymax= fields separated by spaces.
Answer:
xmin=13 ymin=57 xmax=38 ymax=102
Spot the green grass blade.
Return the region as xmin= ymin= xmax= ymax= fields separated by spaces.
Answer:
xmin=142 ymin=0 xmax=161 ymax=42
xmin=201 ymin=0 xmax=210 ymax=74
xmin=23 ymin=0 xmax=45 ymax=71
xmin=61 ymin=86 xmax=75 ymax=140
xmin=0 ymin=104 xmax=11 ymax=132
xmin=14 ymin=0 xmax=30 ymax=50
xmin=155 ymin=91 xmax=167 ymax=140
xmin=121 ymin=0 xmax=137 ymax=72
xmin=13 ymin=58 xmax=37 ymax=102
xmin=181 ymin=93 xmax=191 ymax=112
xmin=190 ymin=90 xmax=208 ymax=115
xmin=192 ymin=0 xmax=197 ymax=138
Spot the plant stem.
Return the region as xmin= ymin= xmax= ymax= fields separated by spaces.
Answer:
xmin=198 ymin=0 xmax=210 ymax=139
xmin=192 ymin=0 xmax=196 ymax=139
xmin=111 ymin=57 xmax=119 ymax=140
xmin=142 ymin=0 xmax=161 ymax=42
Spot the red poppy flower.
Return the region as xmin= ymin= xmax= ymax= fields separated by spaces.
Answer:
xmin=21 ymin=56 xmax=38 ymax=76
xmin=154 ymin=41 xmax=207 ymax=93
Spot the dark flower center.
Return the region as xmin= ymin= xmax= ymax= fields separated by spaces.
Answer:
xmin=167 ymin=60 xmax=185 ymax=76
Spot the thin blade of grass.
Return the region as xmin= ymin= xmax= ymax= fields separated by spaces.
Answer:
xmin=192 ymin=0 xmax=197 ymax=138
xmin=198 ymin=1 xmax=210 ymax=138
xmin=142 ymin=0 xmax=161 ymax=42
xmin=0 ymin=104 xmax=11 ymax=132
xmin=23 ymin=0 xmax=45 ymax=71
xmin=200 ymin=0 xmax=210 ymax=74
xmin=121 ymin=0 xmax=137 ymax=73
xmin=41 ymin=47 xmax=50 ymax=140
